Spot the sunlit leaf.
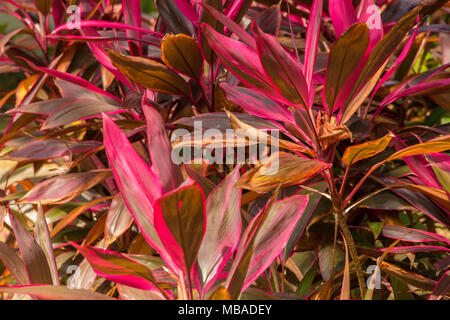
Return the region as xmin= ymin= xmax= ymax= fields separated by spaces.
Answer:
xmin=342 ymin=134 xmax=393 ymax=166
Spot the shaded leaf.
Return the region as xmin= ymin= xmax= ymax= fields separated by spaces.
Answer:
xmin=209 ymin=286 xmax=231 ymax=300
xmin=8 ymin=209 xmax=53 ymax=285
xmin=0 ymin=242 xmax=29 ymax=285
xmin=34 ymin=205 xmax=59 ymax=285
xmin=429 ymin=270 xmax=450 ymax=300
xmin=253 ymin=4 xmax=281 ymax=36
xmin=117 ymin=284 xmax=168 ymax=300
xmin=51 ymin=196 xmax=113 ymax=237
xmin=105 ymin=194 xmax=133 ymax=247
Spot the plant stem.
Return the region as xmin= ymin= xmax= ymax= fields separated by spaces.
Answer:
xmin=336 ymin=210 xmax=367 ymax=299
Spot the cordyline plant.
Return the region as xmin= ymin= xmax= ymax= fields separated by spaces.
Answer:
xmin=0 ymin=0 xmax=448 ymax=300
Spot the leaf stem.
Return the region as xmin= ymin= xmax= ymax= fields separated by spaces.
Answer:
xmin=336 ymin=210 xmax=366 ymax=298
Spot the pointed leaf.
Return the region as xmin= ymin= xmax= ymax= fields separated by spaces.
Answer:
xmin=21 ymin=171 xmax=112 ymax=205
xmin=340 ymin=233 xmax=351 ymax=300
xmin=1 ymin=140 xmax=101 ymax=162
xmin=74 ymin=244 xmax=168 ymax=297
xmin=201 ymin=24 xmax=272 ymax=90
xmin=226 ymin=194 xmax=309 ymax=297
xmin=143 ymin=101 xmax=183 ymax=193
xmin=252 ymin=22 xmax=309 ymax=108
xmin=325 ymin=23 xmax=369 ymax=113
xmin=328 ymin=0 xmax=356 ymax=38
xmin=8 ymin=209 xmax=53 ymax=285
xmin=429 ymin=270 xmax=450 ymax=300
xmin=197 ymin=167 xmax=241 ymax=292
xmin=304 ymin=0 xmax=323 ymax=93
xmin=221 ymin=83 xmax=294 ymax=123
xmin=199 ymin=1 xmax=256 ymax=49
xmin=0 ymin=242 xmax=29 ymax=285
xmin=34 ymin=205 xmax=59 ymax=285
xmin=154 ymin=183 xmax=206 ymax=278
xmin=344 ymin=8 xmax=420 ymax=112
xmin=102 ymin=114 xmax=177 ymax=270
xmin=381 ymin=225 xmax=450 ymax=245
xmin=105 ymin=194 xmax=133 ymax=247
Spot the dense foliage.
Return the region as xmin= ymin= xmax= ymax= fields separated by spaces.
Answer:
xmin=0 ymin=0 xmax=449 ymax=300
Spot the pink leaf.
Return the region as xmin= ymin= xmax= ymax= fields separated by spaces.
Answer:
xmin=381 ymin=224 xmax=450 ymax=245
xmin=174 ymin=0 xmax=199 ymax=24
xmin=329 ymin=0 xmax=356 ymax=38
xmin=226 ymin=194 xmax=309 ymax=296
xmin=220 ymin=83 xmax=294 ymax=123
xmin=199 ymin=1 xmax=256 ymax=49
xmin=52 ymin=20 xmax=163 ymax=38
xmin=357 ymin=0 xmax=383 ymax=46
xmin=253 ymin=22 xmax=309 ymax=108
xmin=197 ymin=167 xmax=242 ymax=294
xmin=201 ymin=24 xmax=272 ymax=91
xmin=392 ymin=135 xmax=442 ymax=189
xmin=73 ymin=244 xmax=170 ymax=299
xmin=153 ymin=182 xmax=206 ymax=280
xmin=102 ymin=114 xmax=180 ymax=273
xmin=8 ymin=208 xmax=53 ymax=285
xmin=304 ymin=0 xmax=323 ymax=104
xmin=142 ymin=99 xmax=183 ymax=193
xmin=429 ymin=270 xmax=450 ymax=300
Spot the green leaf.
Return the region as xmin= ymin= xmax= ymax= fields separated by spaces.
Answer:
xmin=368 ymin=222 xmax=384 ymax=240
